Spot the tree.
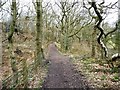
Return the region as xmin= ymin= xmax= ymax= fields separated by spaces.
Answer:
xmin=87 ymin=0 xmax=120 ymax=67
xmin=8 ymin=0 xmax=18 ymax=85
xmin=35 ymin=0 xmax=44 ymax=69
xmin=0 ymin=0 xmax=8 ymax=66
xmin=117 ymin=0 xmax=120 ymax=54
xmin=55 ymin=0 xmax=92 ymax=52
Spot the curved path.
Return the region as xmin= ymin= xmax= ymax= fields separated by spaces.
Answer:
xmin=42 ymin=43 xmax=90 ymax=89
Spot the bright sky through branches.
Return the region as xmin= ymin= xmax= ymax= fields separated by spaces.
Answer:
xmin=18 ymin=0 xmax=119 ymax=25
xmin=0 ymin=0 xmax=118 ymax=25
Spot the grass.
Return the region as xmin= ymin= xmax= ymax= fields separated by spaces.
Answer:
xmin=111 ymin=74 xmax=120 ymax=82
xmin=101 ymin=75 xmax=107 ymax=80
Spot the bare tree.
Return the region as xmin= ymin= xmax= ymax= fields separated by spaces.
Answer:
xmin=85 ymin=0 xmax=120 ymax=67
xmin=54 ymin=0 xmax=92 ymax=52
xmin=34 ymin=0 xmax=44 ymax=69
xmin=8 ymin=0 xmax=18 ymax=85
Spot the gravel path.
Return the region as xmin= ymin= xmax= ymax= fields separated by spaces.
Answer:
xmin=42 ymin=43 xmax=90 ymax=89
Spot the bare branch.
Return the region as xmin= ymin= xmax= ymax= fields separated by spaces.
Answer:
xmin=0 ymin=0 xmax=8 ymax=8
xmin=105 ymin=23 xmax=118 ymax=38
xmin=91 ymin=1 xmax=108 ymax=58
xmin=68 ymin=18 xmax=93 ymax=38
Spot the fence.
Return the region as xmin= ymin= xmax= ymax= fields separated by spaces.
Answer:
xmin=2 ymin=59 xmax=39 ymax=89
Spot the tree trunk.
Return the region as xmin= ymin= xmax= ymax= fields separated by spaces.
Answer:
xmin=35 ymin=0 xmax=44 ymax=68
xmin=91 ymin=30 xmax=96 ymax=57
xmin=22 ymin=59 xmax=28 ymax=88
xmin=8 ymin=0 xmax=18 ymax=86
xmin=0 ymin=23 xmax=2 ymax=65
xmin=117 ymin=0 xmax=120 ymax=53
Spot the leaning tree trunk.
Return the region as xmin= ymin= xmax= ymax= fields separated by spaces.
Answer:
xmin=8 ymin=0 xmax=18 ymax=86
xmin=91 ymin=1 xmax=109 ymax=60
xmin=90 ymin=0 xmax=120 ymax=67
xmin=35 ymin=0 xmax=44 ymax=69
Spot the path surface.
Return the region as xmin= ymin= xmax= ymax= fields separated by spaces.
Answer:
xmin=42 ymin=43 xmax=90 ymax=89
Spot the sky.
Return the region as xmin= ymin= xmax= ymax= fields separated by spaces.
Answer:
xmin=27 ymin=0 xmax=119 ymax=24
xmin=0 ymin=0 xmax=118 ymax=26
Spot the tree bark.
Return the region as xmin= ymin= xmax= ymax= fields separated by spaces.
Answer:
xmin=35 ymin=0 xmax=44 ymax=68
xmin=8 ymin=0 xmax=18 ymax=86
xmin=91 ymin=30 xmax=96 ymax=57
xmin=117 ymin=0 xmax=120 ymax=53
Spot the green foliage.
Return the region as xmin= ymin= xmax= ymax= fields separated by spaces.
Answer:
xmin=111 ymin=74 xmax=120 ymax=82
xmin=110 ymin=67 xmax=119 ymax=73
xmin=80 ymin=58 xmax=95 ymax=70
xmin=82 ymin=58 xmax=96 ymax=64
xmin=101 ymin=75 xmax=107 ymax=80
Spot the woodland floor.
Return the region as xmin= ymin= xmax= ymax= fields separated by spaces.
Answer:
xmin=2 ymin=32 xmax=120 ymax=89
xmin=42 ymin=43 xmax=91 ymax=89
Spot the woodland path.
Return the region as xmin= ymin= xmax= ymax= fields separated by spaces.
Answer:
xmin=42 ymin=43 xmax=90 ymax=89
